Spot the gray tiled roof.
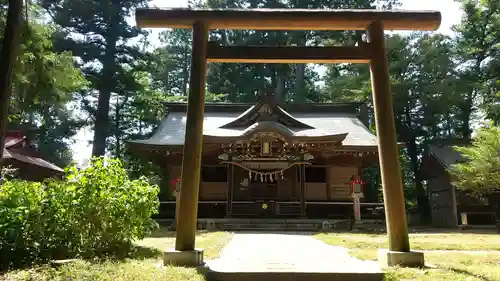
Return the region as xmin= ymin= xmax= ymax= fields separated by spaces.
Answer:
xmin=130 ymin=110 xmax=378 ymax=147
xmin=429 ymin=144 xmax=465 ymax=168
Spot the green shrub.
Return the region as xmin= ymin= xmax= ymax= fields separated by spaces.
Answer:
xmin=0 ymin=180 xmax=45 ymax=266
xmin=0 ymin=157 xmax=160 ymax=269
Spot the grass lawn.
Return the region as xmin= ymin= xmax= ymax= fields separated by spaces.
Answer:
xmin=315 ymin=231 xmax=500 ymax=251
xmin=316 ymin=231 xmax=500 ymax=281
xmin=384 ymin=252 xmax=500 ymax=281
xmin=2 ymin=229 xmax=232 ymax=281
xmin=4 ymin=230 xmax=499 ymax=281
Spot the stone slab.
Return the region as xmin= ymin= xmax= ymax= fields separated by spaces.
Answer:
xmin=207 ymin=233 xmax=383 ymax=281
xmin=163 ymin=248 xmax=204 ymax=267
xmin=377 ymin=249 xmax=425 ymax=267
xmin=207 ymin=271 xmax=383 ymax=281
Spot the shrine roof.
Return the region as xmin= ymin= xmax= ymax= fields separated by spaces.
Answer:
xmin=428 ymin=144 xmax=466 ymax=169
xmin=2 ymin=130 xmax=64 ymax=174
xmin=5 ymin=130 xmax=26 ymax=148
xmin=3 ymin=149 xmax=64 ymax=173
xmin=129 ymin=102 xmax=378 ymax=148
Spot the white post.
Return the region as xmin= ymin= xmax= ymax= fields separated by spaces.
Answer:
xmin=352 ymin=194 xmax=362 ymax=222
xmin=461 ymin=213 xmax=468 ymax=226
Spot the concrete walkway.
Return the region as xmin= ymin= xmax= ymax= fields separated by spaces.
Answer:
xmin=207 ymin=233 xmax=381 ymax=274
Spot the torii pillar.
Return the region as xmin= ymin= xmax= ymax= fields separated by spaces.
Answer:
xmin=135 ymin=8 xmax=441 ymax=268
xmin=368 ymin=21 xmax=424 ymax=267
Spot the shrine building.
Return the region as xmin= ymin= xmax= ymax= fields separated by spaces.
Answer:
xmin=129 ymin=93 xmax=383 ymax=220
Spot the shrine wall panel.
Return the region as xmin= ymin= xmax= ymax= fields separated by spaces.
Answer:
xmin=233 ymin=166 xmax=252 ymax=200
xmin=328 ymin=166 xmax=358 ymax=200
xmin=200 ymin=182 xmax=227 ymax=200
xmin=278 ymin=167 xmax=296 ymax=200
xmin=305 ymin=183 xmax=327 ymax=200
xmin=170 ymin=165 xmax=228 ymax=200
xmin=171 ymin=166 xmax=182 ymax=180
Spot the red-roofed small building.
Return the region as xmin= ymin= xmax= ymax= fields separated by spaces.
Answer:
xmin=1 ymin=130 xmax=64 ymax=181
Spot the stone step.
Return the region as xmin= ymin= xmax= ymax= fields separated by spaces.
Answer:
xmin=219 ymin=223 xmax=319 ymax=231
xmin=207 ymin=270 xmax=384 ymax=281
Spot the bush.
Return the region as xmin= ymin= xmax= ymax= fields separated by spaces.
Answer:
xmin=0 ymin=180 xmax=45 ymax=266
xmin=0 ymin=157 xmax=160 ymax=269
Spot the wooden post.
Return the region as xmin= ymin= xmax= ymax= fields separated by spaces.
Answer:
xmin=175 ymin=21 xmax=209 ymax=252
xmin=226 ymin=163 xmax=233 ymax=217
xmin=166 ymin=165 xmax=178 ymax=230
xmin=300 ymin=164 xmax=306 ymax=217
xmin=352 ymin=195 xmax=361 ymax=222
xmin=368 ymin=20 xmax=410 ymax=252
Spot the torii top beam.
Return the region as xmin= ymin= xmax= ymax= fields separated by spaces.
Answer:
xmin=135 ymin=8 xmax=441 ymax=31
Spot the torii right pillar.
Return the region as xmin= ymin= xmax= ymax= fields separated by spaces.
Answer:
xmin=368 ymin=20 xmax=424 ymax=267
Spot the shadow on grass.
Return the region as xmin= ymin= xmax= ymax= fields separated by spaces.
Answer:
xmin=146 ymin=226 xmax=215 ymax=238
xmin=117 ymin=244 xmax=163 ymax=260
xmin=448 ymin=267 xmax=495 ymax=281
xmin=147 ymin=227 xmax=177 ymax=238
xmin=0 ymin=244 xmax=163 ymax=274
xmin=384 ymin=264 xmax=496 ymax=281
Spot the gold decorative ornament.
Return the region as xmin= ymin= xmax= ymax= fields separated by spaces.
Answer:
xmin=262 ymin=141 xmax=270 ymax=155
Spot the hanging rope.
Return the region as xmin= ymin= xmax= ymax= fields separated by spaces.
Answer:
xmin=221 ymin=161 xmax=310 ymax=181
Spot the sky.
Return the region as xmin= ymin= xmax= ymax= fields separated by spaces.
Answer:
xmin=70 ymin=0 xmax=463 ymax=166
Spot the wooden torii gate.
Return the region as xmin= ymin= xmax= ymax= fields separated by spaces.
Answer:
xmin=135 ymin=8 xmax=441 ymax=267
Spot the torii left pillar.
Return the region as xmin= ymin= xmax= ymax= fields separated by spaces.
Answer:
xmin=163 ymin=21 xmax=208 ymax=267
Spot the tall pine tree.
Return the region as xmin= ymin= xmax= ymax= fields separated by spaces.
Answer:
xmin=46 ymin=0 xmax=149 ymax=157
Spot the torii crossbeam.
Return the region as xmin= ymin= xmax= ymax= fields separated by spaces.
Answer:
xmin=135 ymin=8 xmax=441 ymax=268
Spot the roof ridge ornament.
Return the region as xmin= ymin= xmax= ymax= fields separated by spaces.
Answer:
xmin=258 ymin=90 xmax=277 ymax=106
xmin=220 ymin=89 xmax=314 ymax=129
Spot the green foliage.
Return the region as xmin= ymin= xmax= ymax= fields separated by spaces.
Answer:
xmin=449 ymin=123 xmax=500 ymax=195
xmin=47 ymin=0 xmax=151 ymax=157
xmin=149 ymin=0 xmax=400 ymax=104
xmin=2 ymin=3 xmax=88 ymax=167
xmin=0 ymin=180 xmax=45 ymax=267
xmin=454 ymin=0 xmax=500 ymax=134
xmin=0 ymin=157 xmax=159 ymax=269
xmin=322 ymin=33 xmax=461 ymax=214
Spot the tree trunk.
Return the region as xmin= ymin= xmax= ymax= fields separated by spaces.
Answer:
xmin=92 ymin=87 xmax=112 ymax=157
xmin=182 ymin=43 xmax=189 ymax=96
xmin=408 ymin=137 xmax=430 ymax=223
xmin=114 ymin=96 xmax=120 ymax=158
xmin=462 ymin=54 xmax=485 ymax=142
xmin=91 ymin=28 xmax=117 ymax=157
xmin=275 ymin=73 xmax=285 ymax=104
xmin=0 ymin=0 xmax=23 ymax=160
xmin=462 ymin=93 xmax=473 ymax=142
xmin=493 ymin=192 xmax=500 ymax=234
xmin=496 ymin=202 xmax=500 ymax=234
xmin=403 ymin=106 xmax=430 ymax=224
xmin=294 ymin=31 xmax=306 ymax=103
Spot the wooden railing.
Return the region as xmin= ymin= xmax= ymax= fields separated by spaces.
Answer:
xmin=157 ymin=201 xmax=385 ymax=219
xmin=276 ymin=202 xmax=301 ymax=216
xmin=158 ymin=201 xmax=384 ymax=206
xmin=232 ymin=201 xmax=259 ymax=217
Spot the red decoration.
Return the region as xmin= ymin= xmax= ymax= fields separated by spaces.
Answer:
xmin=349 ymin=177 xmax=365 ymax=194
xmin=171 ymin=177 xmax=180 ymax=192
